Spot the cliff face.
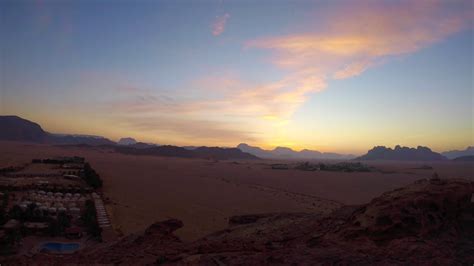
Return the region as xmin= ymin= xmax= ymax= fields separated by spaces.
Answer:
xmin=4 ymin=178 xmax=473 ymax=265
xmin=357 ymin=145 xmax=447 ymax=161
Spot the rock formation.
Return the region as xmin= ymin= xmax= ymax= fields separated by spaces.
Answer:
xmin=357 ymin=145 xmax=447 ymax=161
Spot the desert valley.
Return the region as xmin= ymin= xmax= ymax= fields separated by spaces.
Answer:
xmin=0 ymin=116 xmax=472 ymax=264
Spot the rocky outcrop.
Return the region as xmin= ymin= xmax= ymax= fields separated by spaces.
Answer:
xmin=228 ymin=213 xmax=278 ymax=225
xmin=117 ymin=137 xmax=137 ymax=146
xmin=172 ymin=178 xmax=473 ymax=265
xmin=4 ymin=178 xmax=473 ymax=265
xmin=357 ymin=145 xmax=447 ymax=161
xmin=343 ymin=178 xmax=472 ymax=242
xmin=75 ymin=219 xmax=184 ymax=264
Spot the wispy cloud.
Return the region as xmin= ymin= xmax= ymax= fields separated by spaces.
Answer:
xmin=109 ymin=1 xmax=472 ymax=146
xmin=242 ymin=0 xmax=472 ymax=120
xmin=117 ymin=115 xmax=257 ymax=144
xmin=247 ymin=1 xmax=472 ymax=79
xmin=107 ymin=84 xmax=260 ymax=145
xmin=212 ymin=13 xmax=230 ymax=36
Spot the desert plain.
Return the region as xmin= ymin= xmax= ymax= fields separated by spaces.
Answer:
xmin=1 ymin=141 xmax=472 ymax=241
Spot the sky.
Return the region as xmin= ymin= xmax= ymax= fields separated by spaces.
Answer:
xmin=1 ymin=0 xmax=473 ymax=154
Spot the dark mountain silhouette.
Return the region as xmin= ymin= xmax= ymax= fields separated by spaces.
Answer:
xmin=183 ymin=146 xmax=198 ymax=150
xmin=113 ymin=145 xmax=258 ymax=160
xmin=237 ymin=143 xmax=354 ymax=160
xmin=0 ymin=115 xmax=115 ymax=146
xmin=0 ymin=115 xmax=48 ymax=142
xmin=0 ymin=116 xmax=258 ymax=160
xmin=442 ymin=146 xmax=474 ymax=159
xmin=453 ymin=155 xmax=474 ymax=162
xmin=357 ymin=145 xmax=447 ymax=161
xmin=114 ymin=145 xmax=196 ymax=158
xmin=236 ymin=143 xmax=271 ymax=158
xmin=273 ymin=146 xmax=296 ymax=157
xmin=118 ymin=137 xmax=138 ymax=145
xmin=299 ymin=149 xmax=322 ymax=158
xmin=129 ymin=142 xmax=159 ymax=149
xmin=50 ymin=134 xmax=115 ymax=146
xmin=193 ymin=146 xmax=258 ymax=160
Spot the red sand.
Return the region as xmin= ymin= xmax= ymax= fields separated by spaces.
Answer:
xmin=1 ymin=141 xmax=472 ymax=241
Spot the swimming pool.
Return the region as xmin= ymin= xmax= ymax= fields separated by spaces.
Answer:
xmin=40 ymin=242 xmax=80 ymax=253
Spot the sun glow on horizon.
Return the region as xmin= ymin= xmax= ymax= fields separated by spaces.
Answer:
xmin=1 ymin=0 xmax=472 ymax=154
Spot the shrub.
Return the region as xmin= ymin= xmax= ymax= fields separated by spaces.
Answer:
xmin=82 ymin=163 xmax=103 ymax=189
xmin=81 ymin=200 xmax=102 ymax=239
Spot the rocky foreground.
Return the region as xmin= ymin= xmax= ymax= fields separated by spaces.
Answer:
xmin=3 ymin=178 xmax=473 ymax=265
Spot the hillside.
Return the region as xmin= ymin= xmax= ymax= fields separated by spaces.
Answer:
xmin=0 ymin=116 xmax=115 ymax=145
xmin=49 ymin=134 xmax=116 ymax=146
xmin=0 ymin=115 xmax=48 ymax=142
xmin=0 ymin=116 xmax=258 ymax=160
xmin=113 ymin=145 xmax=258 ymax=160
xmin=5 ymin=178 xmax=472 ymax=264
xmin=237 ymin=143 xmax=354 ymax=160
xmin=357 ymin=145 xmax=447 ymax=161
xmin=442 ymin=146 xmax=474 ymax=159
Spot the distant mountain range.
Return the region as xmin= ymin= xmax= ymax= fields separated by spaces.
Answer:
xmin=356 ymin=145 xmax=447 ymax=161
xmin=1 ymin=116 xmax=471 ymax=162
xmin=118 ymin=138 xmax=162 ymax=149
xmin=98 ymin=144 xmax=258 ymax=160
xmin=441 ymin=146 xmax=474 ymax=159
xmin=237 ymin=143 xmax=355 ymax=160
xmin=0 ymin=116 xmax=257 ymax=160
xmin=118 ymin=137 xmax=138 ymax=146
xmin=452 ymin=155 xmax=474 ymax=162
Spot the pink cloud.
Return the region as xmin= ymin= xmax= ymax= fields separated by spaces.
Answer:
xmin=247 ymin=1 xmax=472 ymax=80
xmin=212 ymin=13 xmax=230 ymax=36
xmin=108 ymin=1 xmax=473 ymax=145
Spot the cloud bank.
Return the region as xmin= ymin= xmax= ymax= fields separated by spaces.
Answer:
xmin=247 ymin=1 xmax=472 ymax=81
xmin=112 ymin=1 xmax=472 ymax=145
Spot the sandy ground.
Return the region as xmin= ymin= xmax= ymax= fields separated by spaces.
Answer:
xmin=1 ymin=141 xmax=472 ymax=241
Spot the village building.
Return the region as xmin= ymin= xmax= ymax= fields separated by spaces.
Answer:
xmin=24 ymin=222 xmax=49 ymax=235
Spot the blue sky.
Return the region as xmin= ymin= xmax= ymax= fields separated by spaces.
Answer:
xmin=1 ymin=0 xmax=472 ymax=154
